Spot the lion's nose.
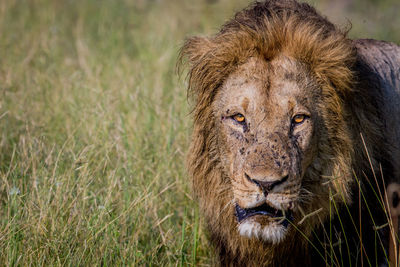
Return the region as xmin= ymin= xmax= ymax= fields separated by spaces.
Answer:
xmin=245 ymin=173 xmax=289 ymax=196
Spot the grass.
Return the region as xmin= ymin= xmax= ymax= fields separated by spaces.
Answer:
xmin=0 ymin=0 xmax=399 ymax=266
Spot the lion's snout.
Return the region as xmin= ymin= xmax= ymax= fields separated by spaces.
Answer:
xmin=245 ymin=173 xmax=289 ymax=196
xmin=242 ymin=137 xmax=292 ymax=194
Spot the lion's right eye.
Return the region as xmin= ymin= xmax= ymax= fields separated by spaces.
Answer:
xmin=292 ymin=114 xmax=308 ymax=125
xmin=232 ymin=113 xmax=246 ymax=123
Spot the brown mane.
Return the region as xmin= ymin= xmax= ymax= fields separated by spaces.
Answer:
xmin=179 ymin=0 xmax=397 ymax=265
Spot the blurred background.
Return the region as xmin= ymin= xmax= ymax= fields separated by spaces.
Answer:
xmin=0 ymin=0 xmax=399 ymax=265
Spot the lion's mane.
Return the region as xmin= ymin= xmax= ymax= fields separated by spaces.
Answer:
xmin=179 ymin=0 xmax=398 ymax=265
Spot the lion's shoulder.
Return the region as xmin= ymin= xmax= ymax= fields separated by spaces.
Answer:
xmin=353 ymin=38 xmax=400 ymax=178
xmin=354 ymin=39 xmax=400 ymax=89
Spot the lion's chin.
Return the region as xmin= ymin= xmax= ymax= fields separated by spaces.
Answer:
xmin=238 ymin=219 xmax=289 ymax=244
xmin=235 ymin=202 xmax=293 ymax=244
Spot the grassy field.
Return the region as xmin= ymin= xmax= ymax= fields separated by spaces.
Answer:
xmin=0 ymin=0 xmax=399 ymax=266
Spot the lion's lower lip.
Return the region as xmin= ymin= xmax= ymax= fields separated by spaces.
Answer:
xmin=235 ymin=203 xmax=293 ymax=227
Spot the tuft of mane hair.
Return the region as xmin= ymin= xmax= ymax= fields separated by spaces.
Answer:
xmin=179 ymin=0 xmax=400 ymax=265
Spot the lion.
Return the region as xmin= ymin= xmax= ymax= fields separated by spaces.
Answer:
xmin=179 ymin=0 xmax=400 ymax=265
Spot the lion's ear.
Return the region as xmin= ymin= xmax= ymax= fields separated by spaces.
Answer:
xmin=178 ymin=36 xmax=219 ymax=99
xmin=179 ymin=36 xmax=212 ymax=67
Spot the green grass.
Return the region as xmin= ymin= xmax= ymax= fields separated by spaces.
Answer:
xmin=0 ymin=0 xmax=399 ymax=266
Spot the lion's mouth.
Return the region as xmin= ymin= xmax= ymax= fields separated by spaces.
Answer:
xmin=235 ymin=203 xmax=293 ymax=227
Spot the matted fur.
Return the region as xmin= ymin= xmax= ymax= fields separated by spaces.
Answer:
xmin=179 ymin=0 xmax=399 ymax=265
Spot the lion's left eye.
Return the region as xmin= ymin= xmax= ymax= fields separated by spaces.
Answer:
xmin=292 ymin=114 xmax=307 ymax=124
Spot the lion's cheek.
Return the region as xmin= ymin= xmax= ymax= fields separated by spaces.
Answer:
xmin=228 ymin=153 xmax=264 ymax=207
xmin=293 ymin=123 xmax=316 ymax=174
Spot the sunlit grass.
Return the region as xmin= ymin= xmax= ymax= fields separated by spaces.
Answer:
xmin=0 ymin=0 xmax=398 ymax=265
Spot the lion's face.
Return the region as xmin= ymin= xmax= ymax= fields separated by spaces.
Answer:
xmin=214 ymin=56 xmax=323 ymax=243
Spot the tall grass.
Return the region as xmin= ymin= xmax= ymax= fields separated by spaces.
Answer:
xmin=0 ymin=0 xmax=399 ymax=266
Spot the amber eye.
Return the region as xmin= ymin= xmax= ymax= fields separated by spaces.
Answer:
xmin=292 ymin=114 xmax=306 ymax=124
xmin=233 ymin=113 xmax=245 ymax=123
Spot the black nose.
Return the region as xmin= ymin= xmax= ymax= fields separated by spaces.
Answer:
xmin=245 ymin=174 xmax=289 ymax=196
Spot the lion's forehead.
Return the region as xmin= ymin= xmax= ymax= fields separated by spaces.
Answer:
xmin=218 ymin=56 xmax=315 ymax=119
